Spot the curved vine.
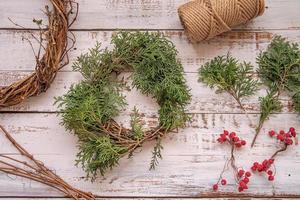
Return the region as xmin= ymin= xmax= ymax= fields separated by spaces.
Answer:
xmin=0 ymin=0 xmax=78 ymax=108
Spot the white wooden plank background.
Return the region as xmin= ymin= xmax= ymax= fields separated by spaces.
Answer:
xmin=0 ymin=0 xmax=300 ymax=198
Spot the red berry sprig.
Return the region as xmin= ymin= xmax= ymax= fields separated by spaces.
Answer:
xmin=251 ymin=127 xmax=297 ymax=182
xmin=213 ymin=130 xmax=250 ymax=192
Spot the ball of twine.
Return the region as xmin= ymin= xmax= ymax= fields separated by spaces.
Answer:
xmin=178 ymin=0 xmax=265 ymax=42
xmin=0 ymin=0 xmax=78 ymax=108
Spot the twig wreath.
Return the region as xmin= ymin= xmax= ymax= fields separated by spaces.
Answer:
xmin=0 ymin=0 xmax=78 ymax=108
xmin=56 ymin=32 xmax=191 ymax=179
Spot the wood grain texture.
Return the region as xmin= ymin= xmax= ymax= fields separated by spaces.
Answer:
xmin=0 ymin=113 xmax=300 ymax=197
xmin=1 ymin=0 xmax=300 ymax=198
xmin=2 ymin=199 xmax=299 ymax=200
xmin=0 ymin=71 xmax=294 ymax=114
xmin=1 ymin=30 xmax=300 ymax=73
xmin=0 ymin=0 xmax=300 ymax=30
xmin=0 ymin=30 xmax=299 ymax=113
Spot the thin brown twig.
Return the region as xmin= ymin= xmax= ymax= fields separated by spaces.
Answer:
xmin=0 ymin=125 xmax=96 ymax=199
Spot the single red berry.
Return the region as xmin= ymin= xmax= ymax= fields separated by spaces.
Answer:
xmin=238 ymin=169 xmax=245 ymax=177
xmin=243 ymin=177 xmax=249 ymax=183
xmin=229 ymin=132 xmax=236 ymax=139
xmin=262 ymin=160 xmax=269 ymax=167
xmin=217 ymin=137 xmax=226 ymax=143
xmin=285 ymin=138 xmax=293 ymax=145
xmin=224 ymin=130 xmax=229 ymax=135
xmin=290 ymin=127 xmax=296 ymax=137
xmin=268 ymin=159 xmax=274 ymax=165
xmin=239 ymin=181 xmax=247 ymax=189
xmin=269 ymin=130 xmax=276 ymax=137
xmin=268 ymin=175 xmax=274 ymax=181
xmin=238 ymin=187 xmax=244 ymax=192
xmin=253 ymin=162 xmax=259 ymax=167
xmin=277 ymin=134 xmax=285 ymax=141
xmin=245 ymin=171 xmax=251 ymax=177
xmin=290 ymin=127 xmax=295 ymax=133
xmin=221 ymin=179 xmax=227 ymax=185
xmin=267 ymin=170 xmax=273 ymax=176
xmin=233 ymin=137 xmax=240 ymax=142
xmin=235 ymin=142 xmax=242 ymax=148
xmin=213 ymin=184 xmax=218 ymax=191
xmin=285 ymin=133 xmax=292 ymax=138
xmin=257 ymin=164 xmax=264 ymax=172
xmin=241 ymin=140 xmax=246 ymax=146
xmin=279 ymin=130 xmax=285 ymax=135
xmin=251 ymin=166 xmax=257 ymax=171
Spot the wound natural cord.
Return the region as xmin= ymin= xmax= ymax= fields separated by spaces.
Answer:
xmin=178 ymin=0 xmax=265 ymax=42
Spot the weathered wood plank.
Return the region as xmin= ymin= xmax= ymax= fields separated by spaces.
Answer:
xmin=0 ymin=0 xmax=300 ymax=30
xmin=2 ymin=30 xmax=300 ymax=73
xmin=0 ymin=29 xmax=299 ymax=112
xmin=2 ymin=199 xmax=299 ymax=200
xmin=0 ymin=71 xmax=293 ymax=114
xmin=0 ymin=113 xmax=299 ymax=197
xmin=1 ymin=197 xmax=295 ymax=200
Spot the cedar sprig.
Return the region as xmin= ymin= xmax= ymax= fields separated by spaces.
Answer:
xmin=112 ymin=32 xmax=191 ymax=129
xmin=130 ymin=107 xmax=144 ymax=141
xmin=149 ymin=137 xmax=163 ymax=170
xmin=252 ymin=36 xmax=300 ymax=147
xmin=76 ymin=137 xmax=128 ymax=178
xmin=56 ymin=32 xmax=191 ymax=180
xmin=198 ymin=55 xmax=259 ymax=111
xmin=293 ymin=91 xmax=300 ymax=114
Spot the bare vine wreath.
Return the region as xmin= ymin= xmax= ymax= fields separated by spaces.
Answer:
xmin=0 ymin=0 xmax=78 ymax=107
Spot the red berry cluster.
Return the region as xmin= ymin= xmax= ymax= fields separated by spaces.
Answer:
xmin=268 ymin=127 xmax=297 ymax=145
xmin=251 ymin=159 xmax=275 ymax=181
xmin=251 ymin=127 xmax=297 ymax=182
xmin=213 ymin=130 xmax=248 ymax=192
xmin=237 ymin=169 xmax=252 ymax=192
xmin=217 ymin=130 xmax=247 ymax=148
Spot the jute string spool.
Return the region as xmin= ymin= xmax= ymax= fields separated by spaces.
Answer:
xmin=178 ymin=0 xmax=265 ymax=42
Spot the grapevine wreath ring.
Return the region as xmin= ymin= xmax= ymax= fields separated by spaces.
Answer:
xmin=0 ymin=0 xmax=78 ymax=108
xmin=56 ymin=32 xmax=192 ymax=179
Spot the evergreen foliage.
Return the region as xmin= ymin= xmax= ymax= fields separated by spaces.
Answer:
xmin=198 ymin=55 xmax=259 ymax=111
xmin=293 ymin=92 xmax=300 ymax=114
xmin=56 ymin=32 xmax=191 ymax=179
xmin=252 ymin=36 xmax=300 ymax=147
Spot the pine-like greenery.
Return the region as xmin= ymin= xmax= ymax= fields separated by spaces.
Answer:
xmin=293 ymin=92 xmax=300 ymax=114
xmin=252 ymin=36 xmax=300 ymax=147
xmin=198 ymin=55 xmax=259 ymax=111
xmin=55 ymin=32 xmax=191 ymax=179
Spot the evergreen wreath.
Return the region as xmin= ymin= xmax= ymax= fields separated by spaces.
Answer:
xmin=0 ymin=0 xmax=78 ymax=108
xmin=56 ymin=32 xmax=191 ymax=179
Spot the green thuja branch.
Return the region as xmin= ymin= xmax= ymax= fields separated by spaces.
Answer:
xmin=252 ymin=36 xmax=300 ymax=147
xmin=198 ymin=55 xmax=259 ymax=112
xmin=77 ymin=137 xmax=128 ymax=180
xmin=112 ymin=32 xmax=191 ymax=129
xmin=149 ymin=137 xmax=163 ymax=170
xmin=130 ymin=107 xmax=144 ymax=141
xmin=56 ymin=32 xmax=191 ymax=179
xmin=293 ymin=92 xmax=300 ymax=114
